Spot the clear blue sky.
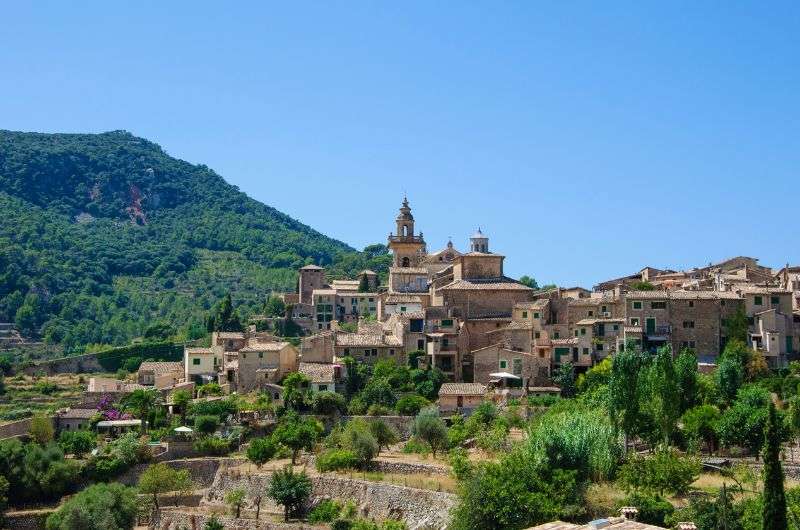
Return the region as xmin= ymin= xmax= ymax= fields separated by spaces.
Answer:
xmin=2 ymin=1 xmax=798 ymax=287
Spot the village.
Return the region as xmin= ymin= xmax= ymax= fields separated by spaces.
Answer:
xmin=1 ymin=197 xmax=799 ymax=530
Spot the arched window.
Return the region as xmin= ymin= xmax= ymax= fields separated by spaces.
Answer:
xmin=402 ymin=225 xmax=408 ymax=237
xmin=402 ymin=257 xmax=410 ymax=267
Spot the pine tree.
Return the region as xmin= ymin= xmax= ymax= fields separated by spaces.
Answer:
xmin=358 ymin=274 xmax=370 ymax=292
xmin=763 ymin=402 xmax=788 ymax=530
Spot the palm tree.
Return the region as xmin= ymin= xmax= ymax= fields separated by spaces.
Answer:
xmin=122 ymin=388 xmax=161 ymax=434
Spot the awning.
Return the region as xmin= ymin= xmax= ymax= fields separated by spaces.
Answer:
xmin=174 ymin=426 xmax=193 ymax=433
xmin=96 ymin=419 xmax=142 ymax=428
xmin=489 ymin=372 xmax=521 ymax=380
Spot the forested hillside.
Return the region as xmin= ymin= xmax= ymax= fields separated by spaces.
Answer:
xmin=0 ymin=130 xmax=390 ymax=350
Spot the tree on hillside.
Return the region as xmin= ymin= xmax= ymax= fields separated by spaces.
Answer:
xmin=608 ymin=347 xmax=649 ymax=450
xmin=138 ymin=463 xmax=192 ymax=510
xmin=648 ymin=346 xmax=680 ymax=445
xmin=121 ymin=388 xmax=160 ymax=433
xmin=412 ymin=406 xmax=448 ymax=457
xmin=45 ymin=483 xmax=138 ymax=530
xmin=674 ymin=349 xmax=698 ymax=413
xmin=272 ymin=414 xmax=321 ymax=464
xmin=246 ymin=437 xmax=278 ymax=468
xmin=717 ymin=358 xmax=744 ymax=405
xmin=762 ymin=402 xmax=788 ymax=530
xmin=205 ymin=293 xmax=243 ymax=332
xmin=225 ymin=488 xmax=246 ymax=518
xmin=267 ymin=466 xmax=312 ymax=522
xmin=263 ymin=295 xmax=286 ymax=318
xmin=281 ymin=372 xmax=311 ymax=411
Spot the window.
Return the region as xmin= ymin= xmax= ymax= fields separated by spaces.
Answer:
xmin=771 ymin=296 xmax=780 ymax=305
xmin=410 ymin=319 xmax=424 ymax=332
xmin=417 ymin=339 xmax=425 ymax=350
xmin=754 ymin=296 xmax=763 ymax=305
xmin=588 ymin=310 xmax=594 ymax=317
xmin=192 ymin=358 xmax=200 ymax=366
xmin=580 ymin=328 xmax=586 ymax=335
xmin=601 ymin=305 xmax=607 ymax=313
xmin=554 ymin=332 xmax=560 ymax=339
xmin=372 ymin=348 xmax=378 ymax=356
xmin=688 ymin=300 xmax=694 ymax=308
xmin=534 ymin=331 xmax=540 ymax=339
xmin=583 ymin=348 xmax=589 ymax=355
xmin=389 ymin=349 xmax=395 ymax=355
xmin=369 ymin=298 xmax=374 ymax=302
xmin=522 ymin=311 xmax=528 ymax=318
xmin=534 ymin=312 xmax=540 ymax=319
xmin=613 ymin=324 xmax=619 ymax=331
xmin=400 ymin=306 xmax=407 ymax=312
xmin=597 ymin=343 xmax=604 ymax=351
xmin=630 ymin=318 xmax=640 ymax=326
xmin=651 ymin=301 xmax=666 ymax=309
xmin=442 ymin=338 xmax=449 ymax=347
xmin=499 ymin=360 xmax=508 ymax=369
xmin=512 ymin=358 xmax=523 ymax=376
xmin=683 ymin=320 xmax=695 ymax=329
xmin=258 ymin=352 xmax=263 ymax=358
xmin=633 ymin=301 xmax=642 ymax=309
xmin=575 ymin=330 xmax=579 ymax=337
xmin=442 ymin=319 xmax=453 ymax=327
xmin=318 ymin=385 xmax=328 ymax=392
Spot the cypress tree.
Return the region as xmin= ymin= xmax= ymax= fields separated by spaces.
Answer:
xmin=763 ymin=402 xmax=787 ymax=530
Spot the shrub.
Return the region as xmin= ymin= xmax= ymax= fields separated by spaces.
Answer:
xmin=395 ymin=395 xmax=429 ymax=416
xmin=58 ymin=430 xmax=96 ymax=458
xmin=618 ymin=492 xmax=674 ymax=527
xmin=193 ymin=436 xmax=230 ymax=456
xmin=45 ymin=483 xmax=138 ymax=530
xmin=367 ymin=404 xmax=392 ymax=416
xmin=312 ymin=391 xmax=347 ymax=416
xmin=347 ymin=426 xmax=379 ymax=468
xmin=316 ymin=449 xmax=359 ymax=472
xmin=247 ymin=437 xmax=278 ymax=468
xmin=617 ymin=449 xmax=700 ymax=496
xmin=308 ymin=499 xmax=343 ymax=523
xmin=411 ymin=407 xmax=448 ymax=457
xmin=194 ymin=415 xmax=220 ymax=435
xmin=402 ymin=438 xmax=431 ymax=456
xmin=449 ymin=448 xmax=473 ymax=480
xmin=369 ymin=419 xmax=399 ymax=452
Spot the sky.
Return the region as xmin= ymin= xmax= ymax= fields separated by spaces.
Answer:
xmin=1 ymin=1 xmax=798 ymax=287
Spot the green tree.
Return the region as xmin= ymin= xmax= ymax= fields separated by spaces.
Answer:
xmin=717 ymin=385 xmax=776 ymax=456
xmin=648 ymin=345 xmax=680 ymax=445
xmin=29 ymin=415 xmax=55 ymax=445
xmin=608 ymin=347 xmax=649 ymax=450
xmin=369 ymin=419 xmax=399 ymax=453
xmin=449 ymin=447 xmax=579 ymax=530
xmin=395 ymin=394 xmax=429 ymax=416
xmin=345 ymin=421 xmax=379 ymax=468
xmin=763 ymin=402 xmax=788 ymax=530
xmin=264 ymin=294 xmax=287 ymax=317
xmin=267 ymin=466 xmax=312 ymax=522
xmin=170 ymin=389 xmax=191 ymax=425
xmin=203 ymin=516 xmax=224 ymax=530
xmin=725 ymin=305 xmax=749 ymax=344
xmin=681 ymin=405 xmax=721 ymax=454
xmin=716 ymin=357 xmax=744 ymax=405
xmin=358 ymin=274 xmax=370 ymax=292
xmin=518 ymin=275 xmax=539 ymax=289
xmin=45 ymin=483 xmax=138 ymax=530
xmin=58 ymin=431 xmax=96 ymax=458
xmin=272 ymin=414 xmax=321 ymax=464
xmin=246 ymin=437 xmax=278 ymax=468
xmin=138 ymin=463 xmax=192 ymax=510
xmin=282 ymin=372 xmax=311 ymax=411
xmin=617 ymin=448 xmax=700 ymax=496
xmin=552 ymin=362 xmax=576 ymax=398
xmin=206 ymin=293 xmax=243 ymax=332
xmin=411 ymin=407 xmax=448 ymax=457
xmin=225 ymin=488 xmax=247 ymax=518
xmin=194 ymin=415 xmax=220 ymax=435
xmin=312 ymin=391 xmax=347 ymax=416
xmin=674 ymin=349 xmax=699 ymax=413
xmin=121 ymin=388 xmax=160 ymax=433
xmin=342 ymin=356 xmax=368 ymax=398
xmin=631 ymin=280 xmax=655 ymax=291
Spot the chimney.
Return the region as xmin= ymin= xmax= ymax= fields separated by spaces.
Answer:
xmin=619 ymin=506 xmax=638 ymax=520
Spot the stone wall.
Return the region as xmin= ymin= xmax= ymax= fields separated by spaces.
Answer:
xmin=116 ymin=457 xmax=242 ymax=487
xmin=22 ymin=353 xmax=103 ymax=376
xmin=205 ymin=468 xmax=455 ymax=530
xmin=152 ymin=508 xmax=323 ymax=529
xmin=4 ymin=509 xmax=53 ymax=530
xmin=0 ymin=417 xmax=36 ymax=440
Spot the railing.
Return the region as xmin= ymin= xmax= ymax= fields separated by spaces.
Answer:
xmin=647 ymin=324 xmax=672 ymax=336
xmin=388 ymin=234 xmax=425 ymax=243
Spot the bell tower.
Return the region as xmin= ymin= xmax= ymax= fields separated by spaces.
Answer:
xmin=388 ymin=196 xmax=426 ymax=267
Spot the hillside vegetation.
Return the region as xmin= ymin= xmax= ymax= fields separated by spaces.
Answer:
xmin=0 ymin=130 xmax=390 ymax=350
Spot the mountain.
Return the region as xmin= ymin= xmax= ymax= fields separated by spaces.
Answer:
xmin=0 ymin=130 xmax=390 ymax=350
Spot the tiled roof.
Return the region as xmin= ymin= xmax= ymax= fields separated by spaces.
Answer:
xmin=626 ymin=290 xmax=740 ymax=300
xmin=335 ymin=332 xmax=403 ymax=347
xmin=138 ymin=361 xmax=182 ymax=374
xmin=240 ymin=341 xmax=291 ymax=353
xmin=389 ymin=267 xmax=429 ymax=275
xmin=216 ymin=332 xmax=246 ymax=339
xmin=185 ymin=347 xmax=214 ymax=355
xmin=736 ymin=286 xmax=790 ymax=295
xmin=439 ymin=278 xmax=532 ymax=291
xmin=528 ymin=518 xmax=666 ymax=529
xmin=59 ymin=408 xmax=98 ymax=419
xmin=569 ymin=296 xmax=617 ymax=306
xmin=298 ymin=362 xmax=337 ymax=383
xmin=385 ymin=294 xmax=422 ymax=304
xmin=551 ymin=338 xmax=579 ymax=346
xmin=439 ymin=383 xmax=487 ymax=396
xmin=515 ymin=299 xmax=550 ymax=309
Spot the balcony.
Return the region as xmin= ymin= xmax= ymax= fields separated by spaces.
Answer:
xmin=388 ymin=234 xmax=425 ymax=244
xmin=646 ymin=324 xmax=672 ymax=340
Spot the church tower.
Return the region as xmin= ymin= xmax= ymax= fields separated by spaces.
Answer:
xmin=470 ymin=228 xmax=489 ymax=253
xmin=387 ymin=197 xmax=426 ymax=267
